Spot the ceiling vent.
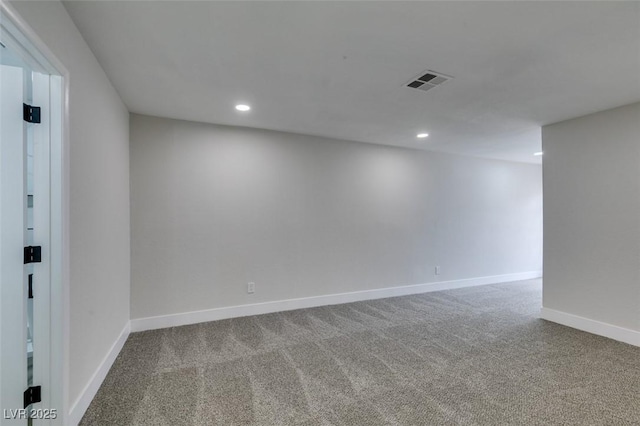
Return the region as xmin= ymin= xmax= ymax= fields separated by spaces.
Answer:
xmin=405 ymin=70 xmax=453 ymax=92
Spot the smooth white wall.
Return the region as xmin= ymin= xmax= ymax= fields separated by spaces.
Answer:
xmin=10 ymin=0 xmax=130 ymax=410
xmin=542 ymin=102 xmax=640 ymax=331
xmin=130 ymin=114 xmax=542 ymax=320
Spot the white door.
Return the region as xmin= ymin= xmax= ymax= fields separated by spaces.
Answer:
xmin=0 ymin=60 xmax=52 ymax=425
xmin=0 ymin=62 xmax=28 ymax=426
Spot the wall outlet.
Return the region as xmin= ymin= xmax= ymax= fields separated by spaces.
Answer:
xmin=247 ymin=282 xmax=255 ymax=294
xmin=435 ymin=266 xmax=441 ymax=275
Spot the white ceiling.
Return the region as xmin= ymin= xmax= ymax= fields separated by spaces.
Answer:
xmin=63 ymin=1 xmax=640 ymax=164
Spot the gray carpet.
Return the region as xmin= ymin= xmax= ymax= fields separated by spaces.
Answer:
xmin=80 ymin=279 xmax=640 ymax=425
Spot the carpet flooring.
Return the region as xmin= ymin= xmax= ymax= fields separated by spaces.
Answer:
xmin=80 ymin=279 xmax=640 ymax=425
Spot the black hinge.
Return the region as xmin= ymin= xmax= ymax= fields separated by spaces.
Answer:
xmin=23 ymin=103 xmax=41 ymax=124
xmin=28 ymin=274 xmax=34 ymax=299
xmin=24 ymin=246 xmax=42 ymax=264
xmin=23 ymin=386 xmax=41 ymax=408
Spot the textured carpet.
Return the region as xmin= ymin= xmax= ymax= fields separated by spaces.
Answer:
xmin=80 ymin=279 xmax=640 ymax=425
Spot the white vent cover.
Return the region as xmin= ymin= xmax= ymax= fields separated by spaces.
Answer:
xmin=405 ymin=70 xmax=453 ymax=92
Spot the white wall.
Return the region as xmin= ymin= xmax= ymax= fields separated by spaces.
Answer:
xmin=10 ymin=0 xmax=130 ymax=414
xmin=130 ymin=114 xmax=542 ymax=320
xmin=542 ymin=102 xmax=640 ymax=334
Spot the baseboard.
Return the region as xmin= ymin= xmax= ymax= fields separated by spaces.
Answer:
xmin=540 ymin=307 xmax=640 ymax=347
xmin=130 ymin=271 xmax=542 ymax=332
xmin=68 ymin=321 xmax=131 ymax=425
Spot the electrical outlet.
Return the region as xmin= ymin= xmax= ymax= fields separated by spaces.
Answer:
xmin=435 ymin=266 xmax=441 ymax=275
xmin=247 ymin=282 xmax=255 ymax=294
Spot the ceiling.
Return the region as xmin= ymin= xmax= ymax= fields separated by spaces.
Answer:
xmin=63 ymin=1 xmax=640 ymax=164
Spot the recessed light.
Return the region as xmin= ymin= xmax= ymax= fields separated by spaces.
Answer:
xmin=534 ymin=151 xmax=543 ymax=156
xmin=417 ymin=133 xmax=429 ymax=139
xmin=235 ymin=104 xmax=251 ymax=112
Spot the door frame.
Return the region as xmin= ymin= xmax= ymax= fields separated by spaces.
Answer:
xmin=1 ymin=1 xmax=69 ymax=424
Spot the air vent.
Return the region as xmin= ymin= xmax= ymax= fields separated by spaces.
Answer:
xmin=405 ymin=69 xmax=453 ymax=92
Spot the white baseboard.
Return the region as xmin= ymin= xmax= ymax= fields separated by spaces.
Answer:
xmin=68 ymin=321 xmax=131 ymax=426
xmin=130 ymin=271 xmax=542 ymax=332
xmin=540 ymin=307 xmax=640 ymax=347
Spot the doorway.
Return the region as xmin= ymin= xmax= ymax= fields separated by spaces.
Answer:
xmin=1 ymin=4 xmax=67 ymax=425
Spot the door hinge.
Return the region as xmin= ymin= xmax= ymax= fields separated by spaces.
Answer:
xmin=23 ymin=386 xmax=41 ymax=408
xmin=24 ymin=246 xmax=42 ymax=264
xmin=28 ymin=274 xmax=34 ymax=299
xmin=23 ymin=103 xmax=41 ymax=124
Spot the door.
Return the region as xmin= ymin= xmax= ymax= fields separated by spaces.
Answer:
xmin=0 ymin=60 xmax=27 ymax=426
xmin=1 ymin=57 xmax=52 ymax=424
xmin=1 ymin=5 xmax=65 ymax=423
